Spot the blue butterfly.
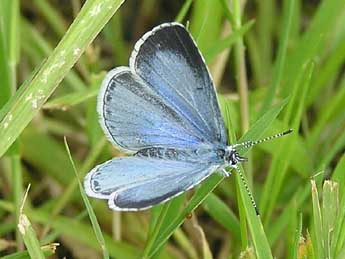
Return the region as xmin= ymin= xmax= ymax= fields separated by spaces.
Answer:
xmin=84 ymin=22 xmax=291 ymax=211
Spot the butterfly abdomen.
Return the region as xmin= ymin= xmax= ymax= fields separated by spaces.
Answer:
xmin=135 ymin=147 xmax=224 ymax=164
xmin=136 ymin=147 xmax=183 ymax=160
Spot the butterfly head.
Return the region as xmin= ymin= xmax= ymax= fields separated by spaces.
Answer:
xmin=224 ymin=146 xmax=248 ymax=167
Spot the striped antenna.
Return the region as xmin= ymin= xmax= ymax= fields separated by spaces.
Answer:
xmin=233 ymin=129 xmax=293 ymax=149
xmin=236 ymin=168 xmax=260 ymax=215
xmin=233 ymin=129 xmax=293 ymax=215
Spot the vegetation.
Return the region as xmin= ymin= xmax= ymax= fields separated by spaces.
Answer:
xmin=0 ymin=0 xmax=344 ymax=258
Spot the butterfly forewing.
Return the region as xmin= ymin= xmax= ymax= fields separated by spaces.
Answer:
xmin=130 ymin=23 xmax=227 ymax=146
xmin=98 ymin=67 xmax=207 ymax=151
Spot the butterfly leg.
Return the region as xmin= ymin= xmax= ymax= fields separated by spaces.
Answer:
xmin=223 ymin=168 xmax=231 ymax=177
xmin=219 ymin=166 xmax=231 ymax=177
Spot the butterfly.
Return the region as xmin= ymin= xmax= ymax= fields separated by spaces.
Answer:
xmin=84 ymin=22 xmax=292 ymax=211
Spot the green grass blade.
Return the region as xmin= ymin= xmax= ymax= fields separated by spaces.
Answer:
xmin=12 ymin=155 xmax=23 ymax=249
xmin=0 ymin=6 xmax=12 ymax=107
xmin=235 ymin=166 xmax=273 ymax=259
xmin=308 ymin=80 xmax=345 ymax=147
xmin=64 ymin=137 xmax=109 ymax=259
xmin=203 ymin=193 xmax=241 ymax=241
xmin=20 ymin=18 xmax=87 ymax=91
xmin=18 ymin=214 xmax=45 ymax=259
xmin=173 ymin=228 xmax=199 ymax=259
xmin=311 ymin=179 xmax=324 ymax=259
xmin=218 ymin=0 xmax=235 ymax=26
xmin=318 ymin=130 xmax=345 ymax=171
xmin=291 ymin=213 xmax=303 ymax=259
xmin=204 ymin=20 xmax=254 ymax=63
xmin=322 ymin=181 xmax=338 ymax=258
xmin=175 ymin=0 xmax=193 ymax=23
xmin=259 ymin=0 xmax=295 ymax=115
xmin=143 ymin=203 xmax=171 ymax=257
xmin=256 ymin=0 xmax=274 ymax=78
xmin=0 ymin=0 xmax=125 ymax=158
xmin=0 ymin=0 xmax=23 ymax=251
xmin=189 ymin=0 xmax=223 ymax=53
xmin=232 ymin=0 xmax=250 ymax=134
xmin=307 ymin=34 xmax=345 ymax=106
xmin=43 ymin=88 xmax=98 ymax=110
xmin=146 ymin=194 xmax=185 ymax=254
xmin=332 ymin=154 xmax=345 ymax=195
xmin=332 ymin=156 xmax=345 ymax=257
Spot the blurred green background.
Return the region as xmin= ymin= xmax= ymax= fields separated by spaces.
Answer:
xmin=0 ymin=0 xmax=345 ymax=258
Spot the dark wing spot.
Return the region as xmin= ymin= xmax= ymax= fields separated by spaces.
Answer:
xmin=93 ymin=180 xmax=101 ymax=191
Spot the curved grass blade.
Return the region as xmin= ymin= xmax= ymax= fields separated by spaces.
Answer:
xmin=64 ymin=137 xmax=109 ymax=259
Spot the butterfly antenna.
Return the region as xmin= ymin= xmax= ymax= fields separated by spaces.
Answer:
xmin=237 ymin=168 xmax=260 ymax=215
xmin=233 ymin=129 xmax=293 ymax=149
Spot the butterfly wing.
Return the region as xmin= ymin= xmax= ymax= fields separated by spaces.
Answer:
xmin=92 ymin=23 xmax=227 ymax=210
xmin=129 ymin=22 xmax=227 ymax=145
xmin=84 ymin=157 xmax=217 ymax=211
xmin=98 ymin=67 xmax=209 ymax=151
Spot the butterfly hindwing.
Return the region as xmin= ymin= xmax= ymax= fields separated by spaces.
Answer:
xmin=84 ymin=156 xmax=216 ymax=210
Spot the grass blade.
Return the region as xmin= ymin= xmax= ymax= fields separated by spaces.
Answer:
xmin=291 ymin=213 xmax=303 ymax=259
xmin=17 ymin=186 xmax=45 ymax=259
xmin=64 ymin=137 xmax=109 ymax=259
xmin=235 ymin=166 xmax=273 ymax=259
xmin=259 ymin=0 xmax=295 ymax=115
xmin=17 ymin=214 xmax=45 ymax=259
xmin=175 ymin=0 xmax=193 ymax=23
xmin=203 ymin=193 xmax=241 ymax=241
xmin=311 ymin=179 xmax=324 ymax=259
xmin=43 ymin=88 xmax=98 ymax=110
xmin=204 ymin=20 xmax=255 ymax=63
xmin=0 ymin=0 xmax=125 ymax=158
xmin=322 ymin=181 xmax=338 ymax=258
